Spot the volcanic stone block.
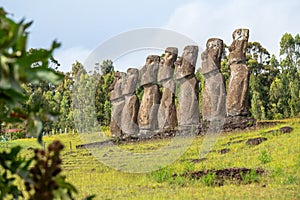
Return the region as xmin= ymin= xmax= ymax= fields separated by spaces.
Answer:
xmin=157 ymin=47 xmax=178 ymax=83
xmin=157 ymin=79 xmax=177 ymax=130
xmin=177 ymin=76 xmax=200 ymax=127
xmin=138 ymin=84 xmax=161 ymax=130
xmin=140 ymin=55 xmax=160 ymax=87
xmin=175 ymin=45 xmax=199 ymax=80
xmin=121 ymin=95 xmax=139 ymax=135
xmin=201 ymin=38 xmax=226 ymax=121
xmin=110 ymin=100 xmax=125 ymax=138
xmin=122 ymin=68 xmax=139 ymax=96
xmin=226 ymin=28 xmax=250 ymax=116
xmin=110 ymin=72 xmax=126 ymax=101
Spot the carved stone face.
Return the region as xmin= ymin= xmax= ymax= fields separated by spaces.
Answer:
xmin=201 ymin=38 xmax=223 ymax=74
xmin=146 ymin=55 xmax=160 ymax=66
xmin=163 ymin=48 xmax=177 ymax=66
xmin=232 ymin=28 xmax=249 ymax=41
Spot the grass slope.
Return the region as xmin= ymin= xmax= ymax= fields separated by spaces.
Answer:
xmin=1 ymin=118 xmax=299 ymax=199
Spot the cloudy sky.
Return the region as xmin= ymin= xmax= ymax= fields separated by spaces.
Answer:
xmin=2 ymin=0 xmax=300 ymax=72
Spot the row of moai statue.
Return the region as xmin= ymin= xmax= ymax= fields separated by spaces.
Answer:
xmin=109 ymin=28 xmax=250 ymax=138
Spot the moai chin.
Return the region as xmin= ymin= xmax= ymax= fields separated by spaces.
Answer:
xmin=201 ymin=38 xmax=226 ymax=121
xmin=226 ymin=28 xmax=250 ymax=117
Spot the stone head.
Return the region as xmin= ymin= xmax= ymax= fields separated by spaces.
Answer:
xmin=232 ymin=28 xmax=249 ymax=41
xmin=163 ymin=47 xmax=178 ymax=66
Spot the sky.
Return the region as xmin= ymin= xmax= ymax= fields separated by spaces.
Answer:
xmin=1 ymin=0 xmax=300 ymax=72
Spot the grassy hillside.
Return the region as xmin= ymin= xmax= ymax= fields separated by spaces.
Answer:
xmin=0 ymin=118 xmax=299 ymax=199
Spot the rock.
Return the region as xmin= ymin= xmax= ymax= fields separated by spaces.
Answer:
xmin=218 ymin=148 xmax=230 ymax=154
xmin=246 ymin=137 xmax=267 ymax=146
xmin=121 ymin=95 xmax=139 ymax=135
xmin=175 ymin=45 xmax=199 ymax=80
xmin=226 ymin=28 xmax=250 ymax=117
xmin=201 ymin=38 xmax=226 ymax=121
xmin=157 ymin=79 xmax=177 ymax=130
xmin=140 ymin=55 xmax=160 ymax=87
xmin=110 ymin=100 xmax=125 ymax=138
xmin=138 ymin=84 xmax=161 ymax=131
xmin=190 ymin=158 xmax=208 ymax=163
xmin=157 ymin=47 xmax=178 ymax=83
xmin=122 ymin=68 xmax=139 ymax=96
xmin=222 ymin=116 xmax=255 ymax=131
xmin=110 ymin=72 xmax=126 ymax=101
xmin=279 ymin=126 xmax=293 ymax=134
xmin=177 ymin=76 xmax=200 ymax=128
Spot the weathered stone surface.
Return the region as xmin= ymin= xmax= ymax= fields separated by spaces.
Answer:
xmin=138 ymin=84 xmax=161 ymax=130
xmin=110 ymin=72 xmax=126 ymax=101
xmin=157 ymin=47 xmax=178 ymax=83
xmin=226 ymin=63 xmax=249 ymax=116
xmin=226 ymin=28 xmax=250 ymax=116
xmin=121 ymin=95 xmax=139 ymax=135
xmin=158 ymin=79 xmax=177 ymax=130
xmin=228 ymin=29 xmax=249 ymax=65
xmin=201 ymin=38 xmax=223 ymax=74
xmin=177 ymin=76 xmax=200 ymax=127
xmin=201 ymin=38 xmax=226 ymax=121
xmin=122 ymin=68 xmax=139 ymax=96
xmin=140 ymin=55 xmax=160 ymax=87
xmin=110 ymin=100 xmax=125 ymax=138
xmin=175 ymin=45 xmax=199 ymax=80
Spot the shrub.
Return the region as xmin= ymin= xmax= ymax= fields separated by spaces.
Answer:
xmin=259 ymin=150 xmax=272 ymax=164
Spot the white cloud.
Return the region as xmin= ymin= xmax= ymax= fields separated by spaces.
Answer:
xmin=165 ymin=0 xmax=300 ymax=56
xmin=54 ymin=47 xmax=91 ymax=72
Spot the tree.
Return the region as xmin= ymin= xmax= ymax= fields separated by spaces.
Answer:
xmin=0 ymin=7 xmax=80 ymax=199
xmin=279 ymin=33 xmax=300 ymax=117
xmin=100 ymin=59 xmax=114 ymax=75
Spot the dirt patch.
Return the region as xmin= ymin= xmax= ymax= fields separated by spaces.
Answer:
xmin=218 ymin=148 xmax=230 ymax=154
xmin=264 ymin=126 xmax=293 ymax=136
xmin=186 ymin=168 xmax=264 ymax=186
xmin=246 ymin=137 xmax=267 ymax=146
xmin=189 ymin=158 xmax=208 ymax=163
xmin=279 ymin=126 xmax=293 ymax=134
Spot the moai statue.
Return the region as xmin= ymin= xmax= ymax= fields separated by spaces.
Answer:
xmin=138 ymin=55 xmax=161 ymax=134
xmin=226 ymin=28 xmax=250 ymax=116
xmin=157 ymin=47 xmax=178 ymax=131
xmin=121 ymin=68 xmax=140 ymax=136
xmin=110 ymin=72 xmax=126 ymax=138
xmin=201 ymin=38 xmax=226 ymax=121
xmin=175 ymin=45 xmax=200 ymax=131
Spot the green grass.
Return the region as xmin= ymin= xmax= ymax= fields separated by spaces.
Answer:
xmin=1 ymin=118 xmax=299 ymax=199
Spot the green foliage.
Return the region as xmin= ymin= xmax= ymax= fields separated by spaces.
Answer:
xmin=0 ymin=141 xmax=80 ymax=200
xmin=258 ymin=150 xmax=272 ymax=164
xmin=0 ymin=146 xmax=31 ymax=199
xmin=25 ymin=141 xmax=77 ymax=200
xmin=150 ymin=167 xmax=173 ymax=183
xmin=201 ymin=173 xmax=217 ymax=187
xmin=283 ymin=175 xmax=299 ymax=185
xmin=240 ymin=169 xmax=259 ymax=184
xmin=0 ymin=7 xmax=63 ymax=141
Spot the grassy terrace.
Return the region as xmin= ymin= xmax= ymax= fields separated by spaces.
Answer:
xmin=1 ymin=118 xmax=299 ymax=199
